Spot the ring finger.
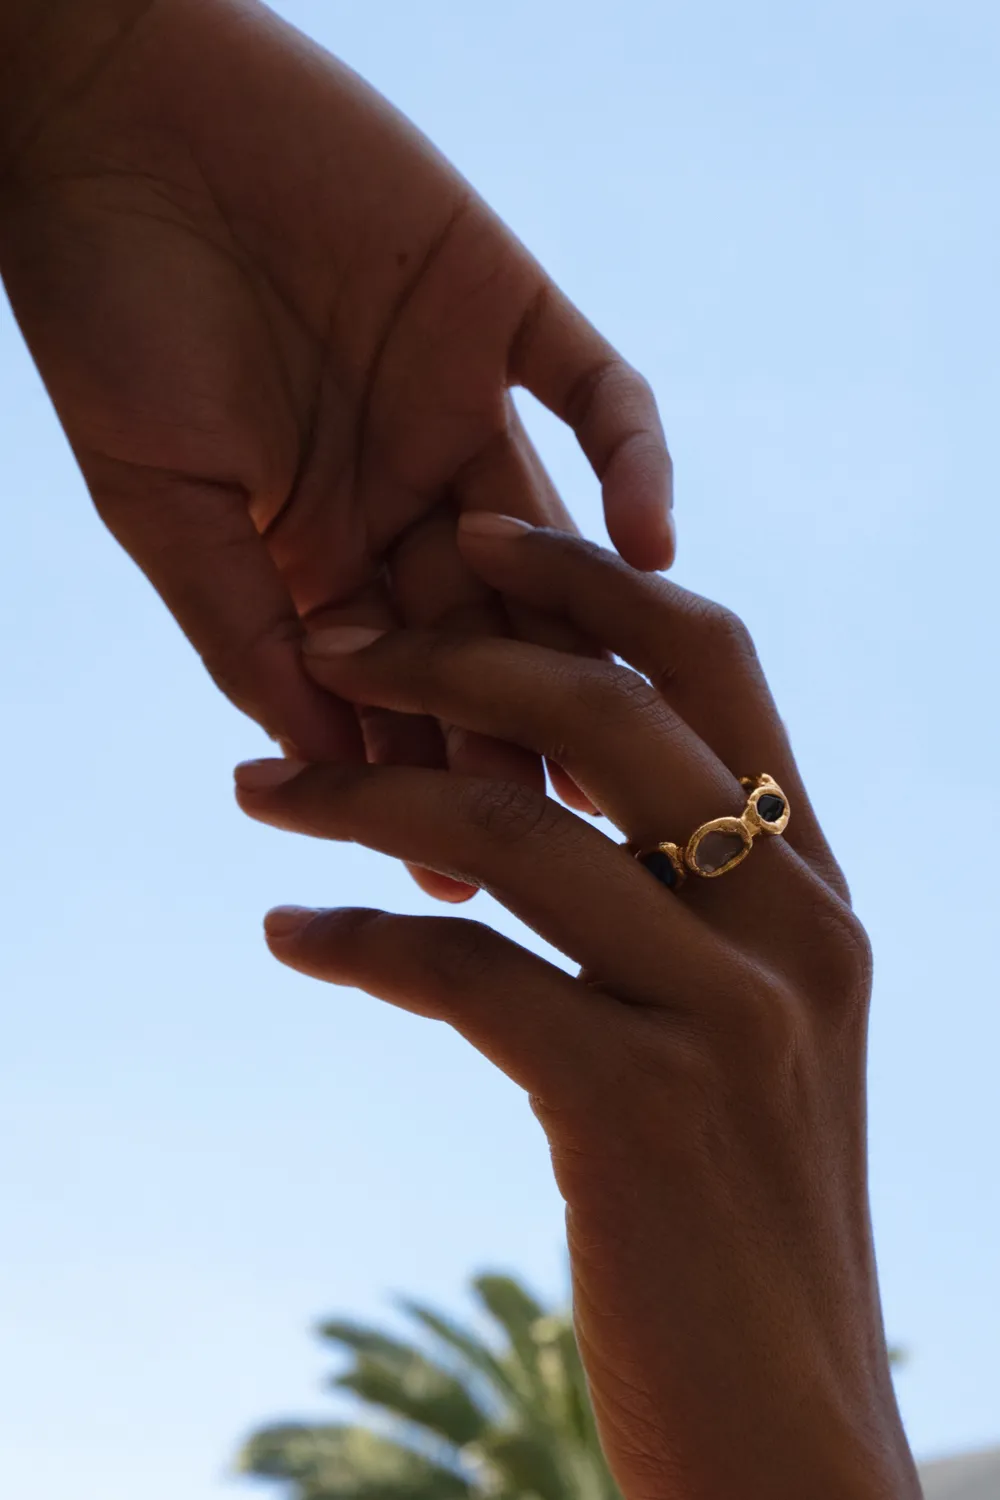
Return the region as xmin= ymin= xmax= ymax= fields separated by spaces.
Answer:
xmin=234 ymin=759 xmax=713 ymax=1008
xmin=297 ymin=628 xmax=815 ymax=943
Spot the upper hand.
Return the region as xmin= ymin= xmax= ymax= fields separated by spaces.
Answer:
xmin=0 ymin=0 xmax=672 ymax=772
xmin=234 ymin=522 xmax=918 ymax=1500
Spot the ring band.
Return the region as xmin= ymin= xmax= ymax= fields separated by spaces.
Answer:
xmin=634 ymin=774 xmax=790 ymax=890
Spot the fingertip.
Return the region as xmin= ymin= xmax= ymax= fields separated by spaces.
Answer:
xmin=660 ymin=510 xmax=678 ymax=568
xmin=457 ymin=512 xmax=535 ymax=543
xmin=234 ymin=757 xmax=309 ymax=793
xmin=546 ymin=761 xmax=599 ymax=815
xmin=438 ymin=885 xmax=479 ymax=905
xmin=602 ymin=436 xmax=675 ymax=570
xmin=264 ymin=905 xmax=318 ymax=944
xmin=606 ymin=506 xmax=675 ymax=573
xmin=407 ymin=864 xmax=480 ymax=903
xmin=455 ymin=515 xmax=536 ymax=578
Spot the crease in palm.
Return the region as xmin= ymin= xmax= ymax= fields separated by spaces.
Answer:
xmin=0 ymin=0 xmax=670 ymax=891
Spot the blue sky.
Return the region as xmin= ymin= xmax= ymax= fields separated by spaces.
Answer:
xmin=1 ymin=1 xmax=998 ymax=1495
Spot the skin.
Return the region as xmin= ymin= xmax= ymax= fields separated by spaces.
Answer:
xmin=234 ymin=520 xmax=922 ymax=1500
xmin=0 ymin=0 xmax=671 ymax=903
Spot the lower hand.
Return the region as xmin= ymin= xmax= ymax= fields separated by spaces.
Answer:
xmin=234 ymin=522 xmax=919 ymax=1500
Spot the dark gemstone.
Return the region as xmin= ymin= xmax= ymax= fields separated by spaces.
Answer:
xmin=756 ymin=793 xmax=785 ymax=824
xmin=691 ymin=829 xmax=747 ymax=875
xmin=639 ymin=848 xmax=679 ymax=889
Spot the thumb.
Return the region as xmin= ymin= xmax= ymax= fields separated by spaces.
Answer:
xmin=509 ymin=283 xmax=674 ymax=570
xmin=89 ymin=463 xmax=363 ymax=762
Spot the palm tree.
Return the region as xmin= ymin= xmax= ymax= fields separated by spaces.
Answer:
xmin=237 ymin=1273 xmax=622 ymax=1500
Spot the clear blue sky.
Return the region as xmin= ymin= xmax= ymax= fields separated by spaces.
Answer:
xmin=1 ymin=2 xmax=998 ymax=1495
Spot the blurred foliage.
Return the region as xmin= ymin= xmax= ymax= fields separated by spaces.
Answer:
xmin=238 ymin=1270 xmax=910 ymax=1498
xmin=237 ymin=1273 xmax=622 ymax=1500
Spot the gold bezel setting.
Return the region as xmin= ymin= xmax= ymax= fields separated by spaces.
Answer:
xmin=634 ymin=774 xmax=790 ymax=889
xmin=741 ymin=773 xmax=791 ymax=838
xmin=633 ymin=839 xmax=687 ymax=891
xmin=685 ymin=814 xmax=753 ymax=878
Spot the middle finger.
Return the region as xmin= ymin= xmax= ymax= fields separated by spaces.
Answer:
xmin=301 ymin=628 xmax=748 ymax=858
xmin=234 ymin=759 xmax=708 ymax=1006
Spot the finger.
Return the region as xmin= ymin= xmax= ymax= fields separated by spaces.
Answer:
xmin=305 ymin=577 xmax=430 ymax=767
xmin=388 ymin=504 xmax=547 ymax=788
xmin=508 ymin=287 xmax=674 ymax=571
xmin=304 ymin=578 xmax=476 ymax=905
xmin=453 ymin=398 xmax=590 ymax=656
xmin=452 ymin=401 xmax=600 ymax=815
xmin=300 ymin=625 xmax=739 ymax=858
xmin=457 ymin=519 xmax=844 ymax=892
xmin=546 ymin=760 xmax=597 ymax=814
xmin=454 ymin=394 xmax=574 ymax=528
xmin=299 ymin=621 xmax=839 ymax=942
xmin=235 ymin=760 xmax=706 ymax=1004
xmin=262 ymin=906 xmax=616 ymax=1106
xmin=88 ymin=460 xmax=363 ymax=762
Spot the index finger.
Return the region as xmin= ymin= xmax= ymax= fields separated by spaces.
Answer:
xmin=508 ymin=286 xmax=674 ymax=571
xmin=234 ymin=759 xmax=706 ymax=1007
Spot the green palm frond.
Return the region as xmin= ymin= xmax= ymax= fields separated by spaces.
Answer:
xmin=319 ymin=1322 xmax=489 ymax=1446
xmin=334 ymin=1363 xmax=487 ymax=1449
xmin=238 ymin=1422 xmax=474 ymax=1499
xmin=399 ymin=1299 xmax=519 ymax=1409
xmin=471 ymin=1275 xmax=549 ymax=1400
xmin=473 ymin=1430 xmax=567 ymax=1500
xmin=533 ymin=1317 xmax=606 ymax=1464
xmin=472 ymin=1276 xmax=545 ymax=1361
xmin=239 ymin=1275 xmax=623 ymax=1500
xmin=316 ymin=1322 xmax=428 ymax=1365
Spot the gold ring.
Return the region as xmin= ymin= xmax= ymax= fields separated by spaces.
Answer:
xmin=634 ymin=774 xmax=790 ymax=890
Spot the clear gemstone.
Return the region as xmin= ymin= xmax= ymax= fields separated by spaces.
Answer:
xmin=692 ymin=830 xmax=747 ymax=874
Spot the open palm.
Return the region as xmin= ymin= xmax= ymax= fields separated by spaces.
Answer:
xmin=0 ymin=0 xmax=672 ymax=766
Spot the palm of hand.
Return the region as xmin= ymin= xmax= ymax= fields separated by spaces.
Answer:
xmin=0 ymin=0 xmax=670 ymax=760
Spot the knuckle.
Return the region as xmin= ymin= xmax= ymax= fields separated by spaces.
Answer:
xmin=314 ymin=905 xmax=387 ymax=957
xmin=735 ymin=899 xmax=873 ymax=1049
xmin=707 ymin=957 xmax=812 ymax=1079
xmin=630 ymin=366 xmax=657 ymax=405
xmin=744 ymin=975 xmax=810 ymax=1067
xmin=695 ymin=600 xmax=759 ymax=670
xmin=679 ymin=950 xmax=808 ymax=1069
xmin=561 ymin=355 xmax=621 ymax=430
xmin=812 ymin=898 xmax=874 ymax=1007
xmin=278 ymin=763 xmax=373 ymax=838
xmin=609 ymin=357 xmax=655 ymax=406
xmin=575 ymin=663 xmax=665 ymax=730
xmin=429 ymin=919 xmax=502 ymax=994
xmin=456 ymin=778 xmax=557 ymax=845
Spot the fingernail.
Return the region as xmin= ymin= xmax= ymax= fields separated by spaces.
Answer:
xmin=264 ymin=905 xmax=316 ymax=941
xmin=458 ymin=512 xmax=534 ymax=540
xmin=303 ymin=626 xmax=385 ymax=657
xmin=234 ymin=758 xmax=308 ymax=791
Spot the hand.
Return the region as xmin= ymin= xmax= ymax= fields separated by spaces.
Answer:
xmin=0 ymin=0 xmax=671 ymax=774
xmin=233 ymin=522 xmax=919 ymax=1500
